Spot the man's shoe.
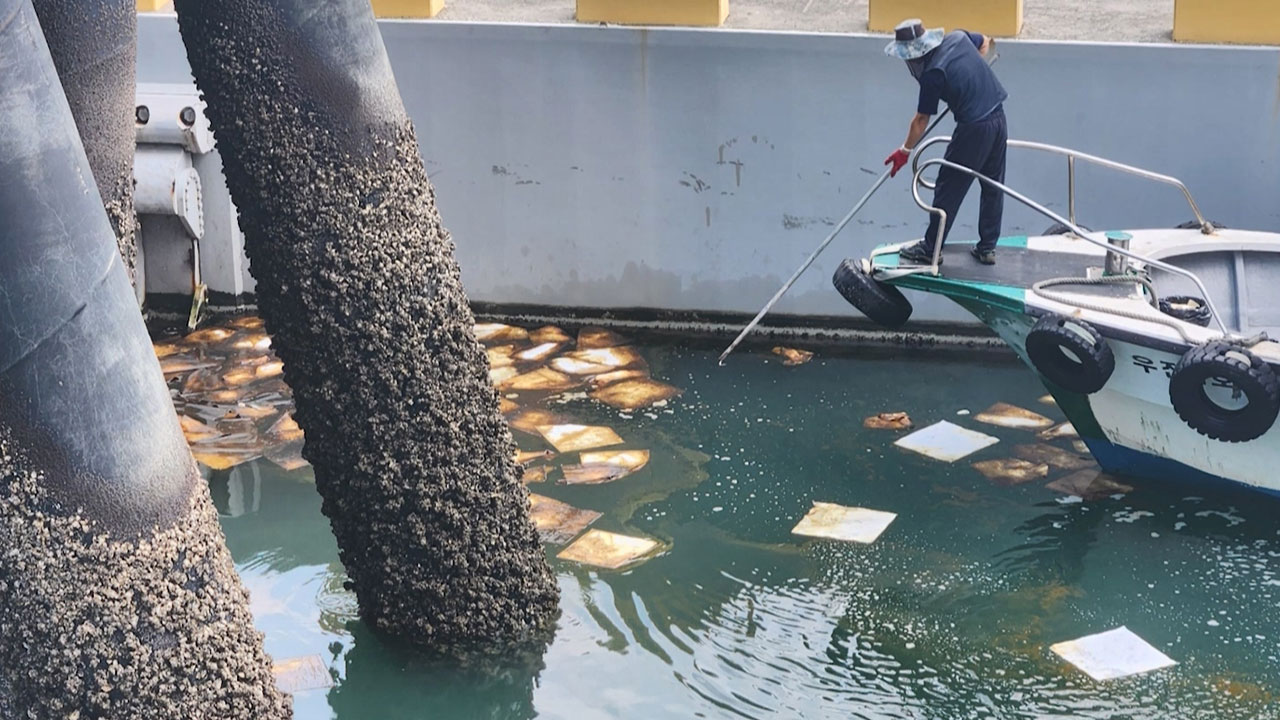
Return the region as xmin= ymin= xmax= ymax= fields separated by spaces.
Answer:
xmin=898 ymin=242 xmax=940 ymax=266
xmin=969 ymin=247 xmax=996 ymax=265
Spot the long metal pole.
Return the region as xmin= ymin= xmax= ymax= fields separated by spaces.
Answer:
xmin=716 ymin=108 xmax=953 ymax=366
xmin=717 ymin=53 xmax=1000 ymax=366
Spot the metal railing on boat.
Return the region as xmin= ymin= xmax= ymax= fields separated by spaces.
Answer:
xmin=872 ymin=137 xmax=1236 ymax=339
xmin=912 ymin=137 xmax=1214 ymax=235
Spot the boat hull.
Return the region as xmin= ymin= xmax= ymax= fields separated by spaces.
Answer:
xmin=953 ymin=298 xmax=1280 ymax=496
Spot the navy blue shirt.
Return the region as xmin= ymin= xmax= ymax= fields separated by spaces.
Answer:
xmin=917 ymin=32 xmax=984 ymax=116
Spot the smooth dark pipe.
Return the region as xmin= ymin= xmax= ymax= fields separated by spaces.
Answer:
xmin=0 ymin=0 xmax=185 ymax=535
xmin=172 ymin=0 xmax=560 ymax=661
xmin=30 ymin=0 xmax=139 ymax=283
xmin=0 ymin=2 xmax=289 ymax=716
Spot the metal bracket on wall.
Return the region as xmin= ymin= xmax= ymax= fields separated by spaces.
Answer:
xmin=135 ymin=83 xmax=214 ymax=328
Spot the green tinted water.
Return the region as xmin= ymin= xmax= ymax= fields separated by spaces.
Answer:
xmin=211 ymin=344 xmax=1280 ymax=719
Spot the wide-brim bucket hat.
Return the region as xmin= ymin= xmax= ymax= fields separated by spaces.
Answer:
xmin=884 ymin=18 xmax=944 ymax=60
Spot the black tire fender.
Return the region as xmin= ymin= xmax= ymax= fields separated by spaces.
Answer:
xmin=1176 ymin=220 xmax=1227 ymax=231
xmin=1169 ymin=341 xmax=1280 ymax=443
xmin=1158 ymin=295 xmax=1212 ymax=327
xmin=1025 ymin=314 xmax=1115 ymax=394
xmin=832 ymin=258 xmax=913 ymax=330
xmin=1042 ymin=222 xmax=1092 ymax=236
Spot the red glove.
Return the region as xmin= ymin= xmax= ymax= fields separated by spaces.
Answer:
xmin=885 ymin=148 xmax=910 ymax=177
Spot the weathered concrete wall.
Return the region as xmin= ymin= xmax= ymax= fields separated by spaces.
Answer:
xmin=137 ymin=16 xmax=1280 ymax=324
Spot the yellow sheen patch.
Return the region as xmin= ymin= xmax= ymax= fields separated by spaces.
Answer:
xmin=772 ymin=346 xmax=814 ymax=366
xmin=589 ymin=379 xmax=682 ymax=410
xmin=558 ymin=449 xmax=650 ymax=485
xmin=152 ymin=342 xmax=182 ymax=358
xmin=255 ymin=360 xmax=284 ymax=379
xmin=489 ymin=366 xmax=519 ymax=385
xmin=265 ymin=442 xmax=310 ymax=472
xmin=231 ymin=332 xmax=272 ymax=352
xmin=536 ymin=423 xmax=624 ymax=452
xmin=514 ymin=449 xmax=555 ymax=466
xmin=1046 ymin=470 xmax=1134 ymax=500
xmin=528 ymin=493 xmax=601 ymax=544
xmin=182 ymin=369 xmax=224 ymax=393
xmin=587 ymin=368 xmax=649 ymax=388
xmin=266 ymin=413 xmax=305 ymax=444
xmin=227 ymin=404 xmax=277 ymax=421
xmin=178 ymin=415 xmax=220 ymax=443
xmin=974 ymin=402 xmax=1055 ymax=430
xmin=863 ymin=412 xmax=912 ymax=430
xmin=557 ymin=529 xmax=661 ymax=569
xmin=486 ymin=345 xmax=516 ymax=368
xmin=577 ymin=327 xmax=629 ymax=349
xmin=228 ymin=315 xmax=265 ymax=330
xmin=159 ymin=356 xmax=217 ymax=376
xmin=222 ymin=367 xmax=257 ymax=387
xmin=559 ymin=464 xmax=629 ymax=485
xmin=1013 ymin=443 xmax=1094 ymax=471
xmin=195 ymin=388 xmax=245 ymax=405
xmin=515 ymin=343 xmax=563 ymax=363
xmin=1037 ymin=422 xmax=1078 ymax=441
xmin=521 ymin=465 xmax=550 ymax=484
xmin=791 ymin=502 xmax=897 ymax=544
xmin=474 ymin=323 xmax=529 ymax=344
xmin=500 ymin=368 xmax=581 ymax=392
xmin=191 ymin=448 xmax=261 ymax=470
xmin=530 ymin=325 xmax=573 ymax=344
xmin=550 ymin=357 xmax=614 ymax=376
xmin=182 ymin=327 xmax=235 ymax=345
xmin=507 ymin=408 xmax=567 ymax=435
xmin=580 ymin=449 xmax=649 ymax=472
xmin=272 ymin=654 xmax=333 ymax=694
xmin=565 ymin=346 xmax=646 ymax=370
xmin=971 ymin=458 xmax=1049 ymax=486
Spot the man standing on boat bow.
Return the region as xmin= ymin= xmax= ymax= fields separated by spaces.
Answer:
xmin=884 ymin=19 xmax=1007 ymax=266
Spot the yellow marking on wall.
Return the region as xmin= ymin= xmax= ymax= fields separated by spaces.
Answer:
xmin=136 ymin=0 xmax=171 ymax=11
xmin=1174 ymin=0 xmax=1280 ymax=45
xmin=577 ymin=0 xmax=728 ymax=27
xmin=868 ymin=0 xmax=1023 ymax=38
xmin=371 ymin=0 xmax=444 ymax=19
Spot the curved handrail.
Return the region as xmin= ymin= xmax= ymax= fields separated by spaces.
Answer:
xmin=906 ymin=156 xmax=1233 ymax=337
xmin=910 ymin=136 xmax=1213 ymax=234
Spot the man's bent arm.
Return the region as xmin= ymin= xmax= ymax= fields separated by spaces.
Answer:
xmin=903 ymin=112 xmax=931 ymax=152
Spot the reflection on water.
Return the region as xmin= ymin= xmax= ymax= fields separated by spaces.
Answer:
xmin=212 ymin=343 xmax=1280 ymax=720
xmin=330 ymin=622 xmax=540 ymax=720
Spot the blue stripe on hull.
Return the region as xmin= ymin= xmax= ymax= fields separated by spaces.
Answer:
xmin=1081 ymin=436 xmax=1280 ymax=499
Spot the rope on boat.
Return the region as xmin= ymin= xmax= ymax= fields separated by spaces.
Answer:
xmin=1031 ymin=275 xmax=1204 ymax=344
xmin=1032 ymin=276 xmax=1272 ymax=348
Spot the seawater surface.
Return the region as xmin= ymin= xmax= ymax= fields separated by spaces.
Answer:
xmin=210 ymin=342 xmax=1280 ymax=720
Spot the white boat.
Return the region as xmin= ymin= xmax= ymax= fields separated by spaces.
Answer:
xmin=835 ymin=138 xmax=1280 ymax=496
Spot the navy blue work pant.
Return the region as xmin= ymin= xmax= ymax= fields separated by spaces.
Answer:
xmin=923 ymin=107 xmax=1007 ymax=252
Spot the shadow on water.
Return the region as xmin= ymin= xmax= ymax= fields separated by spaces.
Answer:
xmin=209 ymin=463 xmax=341 ymax=571
xmin=327 ymin=621 xmax=543 ymax=720
xmin=210 ymin=461 xmax=553 ymax=719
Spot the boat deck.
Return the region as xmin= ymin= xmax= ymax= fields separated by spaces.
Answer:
xmin=875 ymin=236 xmax=1133 ymax=306
xmin=933 ymin=243 xmax=1099 ymax=289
